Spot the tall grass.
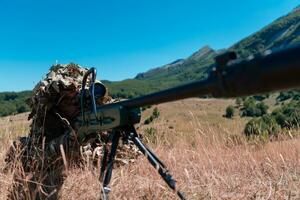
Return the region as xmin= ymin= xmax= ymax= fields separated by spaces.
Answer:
xmin=1 ymin=106 xmax=300 ymax=199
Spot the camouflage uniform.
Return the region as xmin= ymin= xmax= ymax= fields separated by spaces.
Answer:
xmin=5 ymin=63 xmax=139 ymax=200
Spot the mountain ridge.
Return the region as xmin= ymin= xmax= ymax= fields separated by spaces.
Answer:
xmin=135 ymin=45 xmax=216 ymax=80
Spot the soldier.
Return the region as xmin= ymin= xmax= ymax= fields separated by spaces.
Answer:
xmin=5 ymin=63 xmax=114 ymax=199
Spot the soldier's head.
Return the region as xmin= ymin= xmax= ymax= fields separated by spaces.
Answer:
xmin=28 ymin=63 xmax=109 ymax=120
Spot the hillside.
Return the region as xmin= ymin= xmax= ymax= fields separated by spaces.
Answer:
xmin=231 ymin=6 xmax=300 ymax=57
xmin=135 ymin=45 xmax=216 ymax=81
xmin=0 ymin=91 xmax=31 ymax=117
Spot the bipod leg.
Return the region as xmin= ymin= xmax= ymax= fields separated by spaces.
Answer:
xmin=99 ymin=141 xmax=109 ymax=181
xmin=101 ymin=130 xmax=120 ymax=200
xmin=127 ymin=126 xmax=187 ymax=200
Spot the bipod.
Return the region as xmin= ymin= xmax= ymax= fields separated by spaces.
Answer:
xmin=99 ymin=130 xmax=121 ymax=199
xmin=99 ymin=126 xmax=187 ymax=200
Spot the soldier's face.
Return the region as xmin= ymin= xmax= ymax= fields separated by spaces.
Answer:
xmin=58 ymin=91 xmax=80 ymax=119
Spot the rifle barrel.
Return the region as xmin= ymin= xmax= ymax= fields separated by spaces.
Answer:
xmin=102 ymin=44 xmax=300 ymax=109
xmin=218 ymin=43 xmax=300 ymax=97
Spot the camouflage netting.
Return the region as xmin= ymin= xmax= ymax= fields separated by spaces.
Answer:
xmin=28 ymin=63 xmax=89 ymax=140
xmin=30 ymin=63 xmax=88 ymax=112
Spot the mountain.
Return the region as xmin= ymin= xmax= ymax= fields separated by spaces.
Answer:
xmin=106 ymin=5 xmax=300 ymax=97
xmin=135 ymin=59 xmax=185 ymax=80
xmin=106 ymin=46 xmax=218 ymax=98
xmin=135 ymin=46 xmax=216 ymax=81
xmin=231 ymin=6 xmax=300 ymax=57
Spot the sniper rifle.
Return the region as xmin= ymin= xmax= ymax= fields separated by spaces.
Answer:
xmin=75 ymin=43 xmax=300 ymax=200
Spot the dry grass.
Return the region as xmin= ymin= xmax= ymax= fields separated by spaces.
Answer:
xmin=0 ymin=113 xmax=30 ymax=197
xmin=1 ymin=98 xmax=300 ymax=199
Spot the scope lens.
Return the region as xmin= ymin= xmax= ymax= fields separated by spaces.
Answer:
xmin=90 ymin=82 xmax=107 ymax=99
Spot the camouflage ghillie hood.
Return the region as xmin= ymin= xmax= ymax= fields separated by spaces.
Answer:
xmin=27 ymin=63 xmax=108 ymax=140
xmin=28 ymin=63 xmax=88 ymax=119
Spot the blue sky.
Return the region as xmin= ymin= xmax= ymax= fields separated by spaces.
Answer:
xmin=0 ymin=0 xmax=299 ymax=91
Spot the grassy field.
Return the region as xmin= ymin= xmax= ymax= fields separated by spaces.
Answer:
xmin=0 ymin=98 xmax=300 ymax=199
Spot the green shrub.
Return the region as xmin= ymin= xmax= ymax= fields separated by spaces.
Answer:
xmin=235 ymin=98 xmax=242 ymax=107
xmin=241 ymin=98 xmax=268 ymax=117
xmin=244 ymin=115 xmax=280 ymax=137
xmin=144 ymin=127 xmax=157 ymax=144
xmin=256 ymin=102 xmax=269 ymax=115
xmin=272 ymin=111 xmax=287 ymax=127
xmin=276 ymin=90 xmax=300 ymax=102
xmin=225 ymin=105 xmax=235 ymax=118
xmin=144 ymin=117 xmax=153 ymax=125
xmin=253 ymin=94 xmax=269 ymax=101
xmin=242 ymin=104 xmax=261 ymax=117
xmin=272 ymin=101 xmax=300 ymax=128
xmin=144 ymin=107 xmax=160 ymax=124
xmin=244 ymin=100 xmax=300 ymax=138
xmin=152 ymin=107 xmax=160 ymax=118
